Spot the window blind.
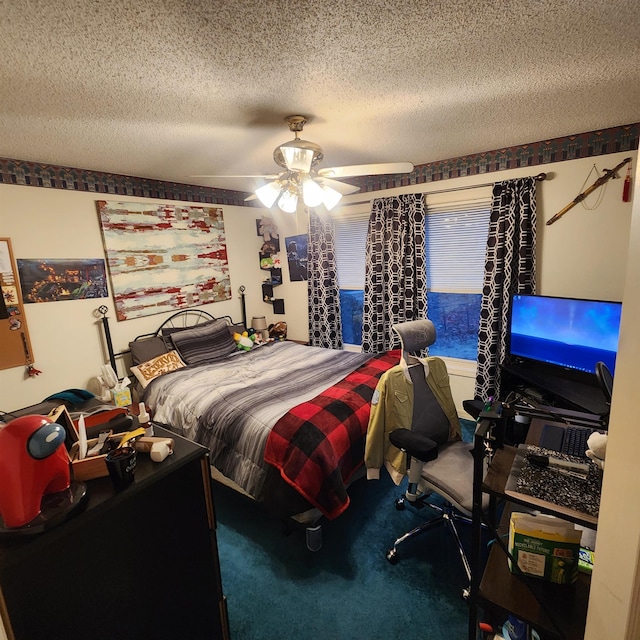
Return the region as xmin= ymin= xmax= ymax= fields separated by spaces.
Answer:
xmin=425 ymin=199 xmax=490 ymax=293
xmin=334 ymin=215 xmax=369 ymax=289
xmin=333 ymin=196 xmax=491 ymax=292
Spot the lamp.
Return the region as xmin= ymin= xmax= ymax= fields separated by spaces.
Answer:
xmin=251 ymin=315 xmax=269 ymax=341
xmin=255 ymin=182 xmax=282 ymax=208
xmin=255 ymin=176 xmax=342 ymax=213
xmin=255 ymin=121 xmax=343 ymax=213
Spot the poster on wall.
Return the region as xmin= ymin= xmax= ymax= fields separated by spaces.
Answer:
xmin=97 ymin=201 xmax=231 ymax=321
xmin=17 ymin=258 xmax=108 ymax=303
xmin=0 ymin=238 xmax=35 ymax=371
xmin=285 ymin=234 xmax=308 ymax=281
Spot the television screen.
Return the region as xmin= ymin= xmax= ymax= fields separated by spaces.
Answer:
xmin=509 ymin=294 xmax=622 ymax=376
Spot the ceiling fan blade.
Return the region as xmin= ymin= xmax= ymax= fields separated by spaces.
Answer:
xmin=318 ymin=162 xmax=414 ymax=179
xmin=244 ymin=193 xmax=258 ymax=201
xmin=189 ymin=174 xmax=280 ymax=179
xmin=317 ymin=177 xmax=361 ymax=195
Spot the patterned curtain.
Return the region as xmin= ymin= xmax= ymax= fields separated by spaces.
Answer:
xmin=307 ymin=209 xmax=343 ymax=349
xmin=475 ymin=177 xmax=537 ymax=401
xmin=362 ymin=194 xmax=427 ymax=353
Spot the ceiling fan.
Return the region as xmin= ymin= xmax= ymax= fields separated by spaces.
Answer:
xmin=192 ymin=115 xmax=414 ymax=213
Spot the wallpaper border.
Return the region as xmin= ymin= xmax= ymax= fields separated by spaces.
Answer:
xmin=1 ymin=123 xmax=637 ymax=205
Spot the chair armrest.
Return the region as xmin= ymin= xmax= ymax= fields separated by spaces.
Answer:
xmin=389 ymin=428 xmax=438 ymax=463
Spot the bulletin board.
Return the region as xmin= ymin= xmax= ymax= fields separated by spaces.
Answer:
xmin=0 ymin=238 xmax=34 ymax=371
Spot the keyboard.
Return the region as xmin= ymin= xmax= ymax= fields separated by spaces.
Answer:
xmin=561 ymin=426 xmax=593 ymax=458
xmin=539 ymin=424 xmax=596 ymax=459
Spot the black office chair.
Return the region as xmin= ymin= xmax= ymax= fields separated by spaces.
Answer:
xmin=383 ymin=320 xmax=488 ymax=595
xmin=595 ymin=361 xmax=614 ymax=426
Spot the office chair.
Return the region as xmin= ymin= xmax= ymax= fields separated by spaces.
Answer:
xmin=382 ymin=319 xmax=488 ymax=594
xmin=595 ymin=361 xmax=613 ymax=426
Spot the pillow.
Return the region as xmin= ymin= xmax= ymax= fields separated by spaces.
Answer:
xmin=170 ymin=318 xmax=237 ymax=365
xmin=130 ymin=350 xmax=186 ymax=389
xmin=129 ymin=336 xmax=168 ymax=365
xmin=160 ymin=319 xmax=214 ymax=349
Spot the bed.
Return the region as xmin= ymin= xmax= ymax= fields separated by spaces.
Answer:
xmin=122 ymin=309 xmax=399 ymax=539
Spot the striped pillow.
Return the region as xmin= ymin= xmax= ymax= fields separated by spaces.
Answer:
xmin=171 ymin=318 xmax=237 ymax=365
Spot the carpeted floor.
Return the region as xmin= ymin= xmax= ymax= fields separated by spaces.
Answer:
xmin=214 ymin=420 xmax=481 ymax=639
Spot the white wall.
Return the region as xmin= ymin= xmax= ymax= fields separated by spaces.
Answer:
xmin=1 ymin=151 xmax=634 ymax=413
xmin=584 ymin=154 xmax=640 ymax=640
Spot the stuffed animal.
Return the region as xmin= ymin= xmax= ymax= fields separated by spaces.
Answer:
xmin=585 ymin=431 xmax=607 ymax=469
xmin=268 ymin=321 xmax=287 ymax=340
xmin=233 ymin=331 xmax=255 ymax=351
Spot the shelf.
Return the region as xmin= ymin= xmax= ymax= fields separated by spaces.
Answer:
xmin=470 ymin=415 xmax=595 ymax=640
xmin=479 ymin=504 xmax=590 ymax=639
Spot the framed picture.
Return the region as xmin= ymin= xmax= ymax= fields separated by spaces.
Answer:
xmin=285 ymin=234 xmax=308 ymax=281
xmin=17 ymin=258 xmax=108 ymax=303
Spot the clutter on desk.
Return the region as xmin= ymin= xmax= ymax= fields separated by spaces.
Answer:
xmin=508 ymin=512 xmax=581 ymax=585
xmin=49 ymin=404 xmax=172 ymax=481
xmin=509 ymin=444 xmax=601 ymax=518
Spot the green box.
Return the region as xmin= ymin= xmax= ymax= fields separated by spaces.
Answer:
xmin=508 ymin=513 xmax=581 ymax=585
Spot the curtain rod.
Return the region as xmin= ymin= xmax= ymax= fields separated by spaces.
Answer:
xmin=342 ymin=172 xmax=548 ymax=206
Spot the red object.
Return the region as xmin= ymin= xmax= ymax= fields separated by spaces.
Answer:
xmin=264 ymin=350 xmax=400 ymax=519
xmin=0 ymin=415 xmax=70 ymax=528
xmin=622 ymin=164 xmax=632 ymax=202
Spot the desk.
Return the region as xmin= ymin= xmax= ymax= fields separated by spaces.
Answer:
xmin=469 ymin=417 xmax=597 ymax=639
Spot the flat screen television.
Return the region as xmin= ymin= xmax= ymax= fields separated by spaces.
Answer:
xmin=508 ymin=294 xmax=622 ymax=378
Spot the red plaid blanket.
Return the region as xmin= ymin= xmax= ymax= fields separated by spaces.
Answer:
xmin=264 ymin=350 xmax=400 ymax=520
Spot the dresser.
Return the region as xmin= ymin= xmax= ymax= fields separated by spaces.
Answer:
xmin=0 ymin=426 xmax=230 ymax=640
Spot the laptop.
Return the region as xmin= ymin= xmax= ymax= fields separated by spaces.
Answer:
xmin=538 ymin=422 xmax=602 ymax=459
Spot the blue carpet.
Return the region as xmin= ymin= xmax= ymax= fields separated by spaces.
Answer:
xmin=214 ymin=420 xmax=478 ymax=640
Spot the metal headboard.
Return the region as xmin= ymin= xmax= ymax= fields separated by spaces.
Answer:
xmin=95 ymin=286 xmax=247 ymax=375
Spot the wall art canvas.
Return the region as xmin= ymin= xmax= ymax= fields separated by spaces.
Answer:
xmin=285 ymin=234 xmax=308 ymax=281
xmin=17 ymin=258 xmax=108 ymax=303
xmin=97 ymin=201 xmax=230 ymax=321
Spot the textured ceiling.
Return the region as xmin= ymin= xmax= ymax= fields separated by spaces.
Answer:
xmin=1 ymin=0 xmax=639 ymax=195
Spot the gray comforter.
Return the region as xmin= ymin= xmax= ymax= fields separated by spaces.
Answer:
xmin=144 ymin=341 xmax=372 ymax=501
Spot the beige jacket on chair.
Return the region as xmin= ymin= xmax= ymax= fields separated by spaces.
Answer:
xmin=364 ymin=356 xmax=461 ymax=484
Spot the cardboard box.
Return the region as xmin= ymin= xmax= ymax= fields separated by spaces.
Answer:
xmin=49 ymin=405 xmax=122 ymax=481
xmin=508 ymin=512 xmax=582 ymax=584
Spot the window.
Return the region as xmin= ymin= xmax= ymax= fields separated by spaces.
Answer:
xmin=334 ymin=195 xmax=490 ymax=360
xmin=424 ymin=199 xmax=490 ymax=359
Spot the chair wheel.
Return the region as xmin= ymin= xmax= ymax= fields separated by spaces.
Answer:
xmin=386 ymin=548 xmax=399 ymax=564
xmin=394 ymin=497 xmax=405 ymax=511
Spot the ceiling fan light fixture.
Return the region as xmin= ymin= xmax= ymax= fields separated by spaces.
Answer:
xmin=277 ymin=190 xmax=298 ymax=214
xmin=322 ymin=185 xmax=343 ymax=211
xmin=255 ymin=181 xmax=281 ymax=208
xmin=280 ymin=144 xmax=315 ymax=173
xmin=302 ymin=178 xmax=325 ymax=207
